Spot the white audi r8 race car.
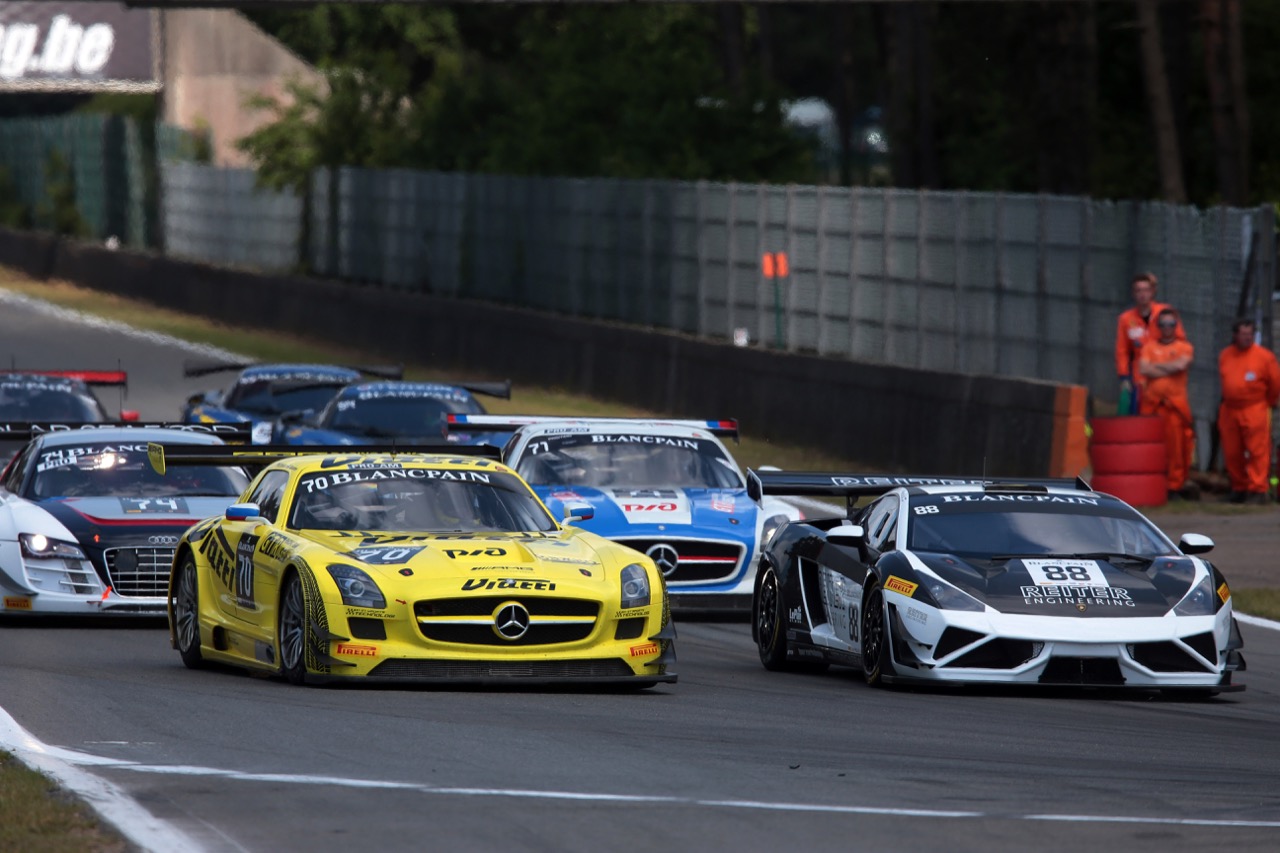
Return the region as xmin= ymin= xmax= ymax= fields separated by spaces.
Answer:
xmin=447 ymin=416 xmax=807 ymax=611
xmin=749 ymin=471 xmax=1246 ymax=695
xmin=0 ymin=425 xmax=248 ymax=616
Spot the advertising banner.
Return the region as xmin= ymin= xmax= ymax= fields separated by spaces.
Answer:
xmin=0 ymin=2 xmax=156 ymax=92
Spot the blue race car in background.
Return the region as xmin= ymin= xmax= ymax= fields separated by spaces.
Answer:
xmin=181 ymin=360 xmax=403 ymax=444
xmin=446 ymin=415 xmax=809 ymax=613
xmin=2 ymin=369 xmax=137 ymax=461
xmin=276 ymin=379 xmax=512 ymax=446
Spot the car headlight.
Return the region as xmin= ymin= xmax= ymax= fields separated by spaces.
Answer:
xmin=923 ymin=577 xmax=985 ymax=612
xmin=1173 ymin=575 xmax=1215 ymax=616
xmin=326 ymin=564 xmax=386 ymax=609
xmin=19 ymin=533 xmax=86 ymax=561
xmin=760 ymin=513 xmax=790 ymax=547
xmin=620 ymin=563 xmax=650 ymax=608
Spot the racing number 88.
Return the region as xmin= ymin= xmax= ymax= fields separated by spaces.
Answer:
xmin=1042 ymin=565 xmax=1091 ymax=582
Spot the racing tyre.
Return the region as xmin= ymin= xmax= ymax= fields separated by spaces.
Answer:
xmin=755 ymin=567 xmax=790 ymax=671
xmin=173 ymin=553 xmax=205 ymax=670
xmin=861 ymin=580 xmax=893 ymax=687
xmin=279 ymin=571 xmax=316 ymax=686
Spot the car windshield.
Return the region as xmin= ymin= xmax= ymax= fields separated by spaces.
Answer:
xmin=0 ymin=378 xmax=103 ymax=421
xmin=30 ymin=444 xmax=249 ymax=499
xmin=226 ymin=379 xmax=347 ymax=415
xmin=515 ymin=433 xmax=742 ymax=489
xmin=325 ymin=395 xmax=483 ymax=438
xmin=906 ymin=495 xmax=1176 ymax=559
xmin=289 ymin=467 xmax=556 ymax=532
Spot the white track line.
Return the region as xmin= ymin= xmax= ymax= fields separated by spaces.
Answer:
xmin=0 ymin=705 xmax=206 ymax=852
xmin=7 ymin=744 xmax=1272 ymax=830
xmin=0 ymin=289 xmax=246 ymax=361
xmin=1234 ymin=612 xmax=1280 ymax=631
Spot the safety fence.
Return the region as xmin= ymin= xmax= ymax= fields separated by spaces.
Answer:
xmin=161 ymin=162 xmax=1275 ymax=450
xmin=0 ymin=113 xmax=1274 ymax=455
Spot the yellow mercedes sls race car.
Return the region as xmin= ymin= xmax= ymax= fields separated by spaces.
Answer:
xmin=151 ymin=443 xmax=676 ymax=687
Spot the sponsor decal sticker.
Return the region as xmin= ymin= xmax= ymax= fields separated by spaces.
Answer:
xmin=1021 ymin=559 xmax=1108 ymax=588
xmin=884 ymin=576 xmax=918 ymax=597
xmin=445 ymin=548 xmax=507 ymax=559
xmin=258 ymin=531 xmax=295 ymax=562
xmin=630 ymin=643 xmax=659 ymax=657
xmin=469 ymin=565 xmax=533 ymax=573
xmin=346 ymin=607 xmax=395 ymax=619
xmin=905 ymin=606 xmax=928 ymax=625
xmin=335 ymin=643 xmax=378 ymax=657
xmin=1020 ymin=585 xmax=1134 ymax=607
xmin=4 ymin=596 xmax=32 ymax=610
xmin=615 ymin=607 xmax=648 ymax=619
xmin=789 ymin=605 xmax=803 ymax=623
xmin=710 ymin=495 xmax=735 ymax=513
xmin=461 ymin=578 xmax=556 ymax=592
xmin=1217 ymin=582 xmax=1230 ymax=604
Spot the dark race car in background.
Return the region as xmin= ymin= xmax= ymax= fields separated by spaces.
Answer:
xmin=278 ymin=380 xmax=512 ymax=447
xmin=749 ymin=471 xmax=1245 ymax=695
xmin=181 ymin=360 xmax=403 ymax=444
xmin=0 ymin=424 xmax=248 ymax=616
xmin=1 ymin=369 xmax=137 ymax=460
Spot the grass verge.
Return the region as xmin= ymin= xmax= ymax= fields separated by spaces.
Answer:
xmin=0 ymin=751 xmax=127 ymax=852
xmin=1234 ymin=589 xmax=1280 ymax=622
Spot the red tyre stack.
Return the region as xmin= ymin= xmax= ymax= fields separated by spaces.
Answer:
xmin=1089 ymin=416 xmax=1168 ymax=507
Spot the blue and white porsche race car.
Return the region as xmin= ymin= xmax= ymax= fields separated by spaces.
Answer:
xmin=447 ymin=416 xmax=805 ymax=611
xmin=181 ymin=360 xmax=403 ymax=444
xmin=279 ymin=380 xmax=511 ymax=447
xmin=748 ymin=471 xmax=1246 ymax=694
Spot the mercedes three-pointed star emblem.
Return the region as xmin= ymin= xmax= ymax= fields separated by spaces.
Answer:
xmin=493 ymin=602 xmax=531 ymax=640
xmin=646 ymin=543 xmax=680 ymax=578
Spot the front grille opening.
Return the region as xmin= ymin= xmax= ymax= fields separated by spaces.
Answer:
xmin=948 ymin=638 xmax=1037 ymax=669
xmin=1039 ymin=657 xmax=1125 ymax=685
xmin=615 ymin=539 xmax=743 ymax=583
xmin=349 ymin=617 xmax=387 ymax=641
xmin=1182 ymin=632 xmax=1218 ymax=663
xmin=1131 ymin=641 xmax=1215 ymax=673
xmin=614 ymin=617 xmax=646 ymax=640
xmin=418 ymin=623 xmax=593 ymax=646
xmin=104 ymin=547 xmax=176 ymax=597
xmin=935 ymin=627 xmax=986 ymax=659
xmin=415 ymin=597 xmax=598 ymax=618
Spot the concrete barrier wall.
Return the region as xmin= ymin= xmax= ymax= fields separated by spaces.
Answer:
xmin=0 ymin=227 xmax=1086 ymax=477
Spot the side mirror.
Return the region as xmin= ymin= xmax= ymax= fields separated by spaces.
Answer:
xmin=226 ymin=502 xmax=267 ymax=524
xmin=827 ymin=524 xmax=865 ymax=547
xmin=563 ymin=503 xmax=594 ymax=523
xmin=1179 ymin=533 xmax=1214 ymax=555
xmin=120 ymin=409 xmax=140 ymax=422
xmin=279 ymin=409 xmax=310 ymax=425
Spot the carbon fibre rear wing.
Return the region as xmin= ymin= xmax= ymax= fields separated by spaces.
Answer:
xmin=747 ymin=470 xmax=1092 ymax=512
xmin=446 ymin=414 xmax=739 ymax=442
xmin=0 ymin=422 xmax=252 ymax=442
xmin=182 ymin=359 xmax=406 ymax=381
xmin=146 ymin=442 xmax=503 ymax=475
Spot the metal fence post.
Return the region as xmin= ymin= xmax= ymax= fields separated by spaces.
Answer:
xmin=696 ymin=180 xmax=708 ymax=338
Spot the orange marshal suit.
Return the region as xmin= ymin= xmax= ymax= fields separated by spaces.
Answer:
xmin=1139 ymin=339 xmax=1194 ymax=491
xmin=1218 ymin=343 xmax=1280 ymax=494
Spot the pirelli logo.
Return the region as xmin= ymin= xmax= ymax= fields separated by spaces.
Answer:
xmin=4 ymin=596 xmax=32 ymax=610
xmin=1217 ymin=583 xmax=1230 ymax=604
xmin=335 ymin=643 xmax=378 ymax=657
xmin=630 ymin=642 xmax=659 ymax=657
xmin=884 ymin=576 xmax=918 ymax=597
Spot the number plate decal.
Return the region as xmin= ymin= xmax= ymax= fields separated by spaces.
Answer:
xmin=1021 ymin=559 xmax=1108 ymax=587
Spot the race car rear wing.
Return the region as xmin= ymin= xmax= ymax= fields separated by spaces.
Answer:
xmin=5 ymin=369 xmax=129 ymax=387
xmin=446 ymin=414 xmax=739 ymax=442
xmin=747 ymin=469 xmax=1092 ymax=512
xmin=182 ymin=358 xmax=406 ymax=381
xmin=0 ymin=422 xmax=252 ymax=442
xmin=147 ymin=442 xmax=503 ymax=475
